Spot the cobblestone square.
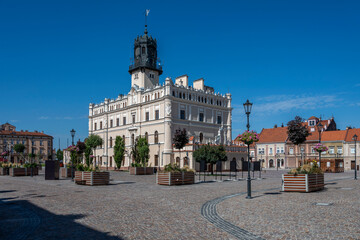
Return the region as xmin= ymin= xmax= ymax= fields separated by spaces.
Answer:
xmin=0 ymin=170 xmax=359 ymax=239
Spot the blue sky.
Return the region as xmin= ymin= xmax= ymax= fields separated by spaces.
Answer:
xmin=1 ymin=0 xmax=360 ymax=149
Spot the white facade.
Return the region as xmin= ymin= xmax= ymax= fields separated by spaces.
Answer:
xmin=88 ymin=29 xmax=233 ymax=169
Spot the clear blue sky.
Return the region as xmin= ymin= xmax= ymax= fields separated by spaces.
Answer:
xmin=1 ymin=0 xmax=360 ymax=149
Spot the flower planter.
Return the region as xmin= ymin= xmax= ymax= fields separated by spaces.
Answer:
xmin=157 ymin=172 xmax=195 ymax=186
xmin=0 ymin=167 xmax=9 ymax=175
xmin=74 ymin=171 xmax=110 ymax=186
xmin=129 ymin=167 xmax=154 ymax=175
xmin=9 ymin=167 xmax=39 ymax=177
xmin=60 ymin=167 xmax=74 ymax=178
xmin=282 ymin=174 xmax=324 ymax=192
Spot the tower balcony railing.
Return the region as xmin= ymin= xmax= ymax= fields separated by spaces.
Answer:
xmin=129 ymin=62 xmax=162 ymax=72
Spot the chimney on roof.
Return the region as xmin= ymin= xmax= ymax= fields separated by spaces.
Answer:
xmin=41 ymin=131 xmax=44 ymax=133
xmin=274 ymin=124 xmax=278 ymax=128
xmin=25 ymin=130 xmax=28 ymax=132
xmin=281 ymin=123 xmax=284 ymax=127
xmin=21 ymin=130 xmax=23 ymax=132
xmin=35 ymin=130 xmax=38 ymax=133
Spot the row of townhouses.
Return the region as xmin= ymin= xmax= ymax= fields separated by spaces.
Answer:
xmin=249 ymin=116 xmax=359 ymax=171
xmin=0 ymin=123 xmax=53 ymax=163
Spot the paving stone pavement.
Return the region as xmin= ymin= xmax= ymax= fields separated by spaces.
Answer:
xmin=0 ymin=170 xmax=358 ymax=239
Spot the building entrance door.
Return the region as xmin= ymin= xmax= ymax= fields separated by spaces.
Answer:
xmin=351 ymin=160 xmax=356 ymax=170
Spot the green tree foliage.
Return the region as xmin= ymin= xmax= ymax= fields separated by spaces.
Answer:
xmin=193 ymin=144 xmax=227 ymax=174
xmin=14 ymin=143 xmax=26 ymax=162
xmin=84 ymin=145 xmax=93 ymax=166
xmin=131 ymin=137 xmax=149 ymax=167
xmin=56 ymin=149 xmax=63 ymax=161
xmin=114 ymin=136 xmax=125 ymax=169
xmin=287 ymin=116 xmax=310 ymax=145
xmin=14 ymin=143 xmax=25 ymax=154
xmin=287 ymin=116 xmax=310 ymax=166
xmin=173 ymin=128 xmax=189 ymax=150
xmin=76 ymin=140 xmax=86 ymax=165
xmin=85 ymin=134 xmax=103 ymax=166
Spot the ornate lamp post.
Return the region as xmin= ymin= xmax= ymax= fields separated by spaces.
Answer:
xmin=70 ymin=129 xmax=76 ymax=181
xmin=317 ymin=123 xmax=323 ymax=168
xmin=353 ymin=134 xmax=358 ymax=180
xmin=243 ymin=99 xmax=253 ymax=199
xmin=70 ymin=129 xmax=76 ymax=146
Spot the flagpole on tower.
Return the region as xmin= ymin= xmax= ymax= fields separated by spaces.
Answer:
xmin=144 ymin=9 xmax=150 ymax=34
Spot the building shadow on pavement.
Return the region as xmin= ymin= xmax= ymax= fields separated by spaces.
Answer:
xmin=0 ymin=198 xmax=123 ymax=240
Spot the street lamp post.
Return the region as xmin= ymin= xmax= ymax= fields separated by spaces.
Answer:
xmin=243 ymin=99 xmax=253 ymax=199
xmin=353 ymin=134 xmax=358 ymax=180
xmin=275 ymin=153 xmax=280 ymax=171
xmin=70 ymin=129 xmax=76 ymax=181
xmin=318 ymin=123 xmax=323 ymax=168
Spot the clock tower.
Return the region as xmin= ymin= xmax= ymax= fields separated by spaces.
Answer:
xmin=129 ymin=25 xmax=162 ymax=89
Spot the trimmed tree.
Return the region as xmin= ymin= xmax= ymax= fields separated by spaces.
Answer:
xmin=14 ymin=143 xmax=26 ymax=162
xmin=56 ymin=149 xmax=63 ymax=161
xmin=85 ymin=134 xmax=103 ymax=167
xmin=131 ymin=137 xmax=149 ymax=167
xmin=173 ymin=128 xmax=189 ymax=164
xmin=114 ymin=136 xmax=125 ymax=169
xmin=76 ymin=140 xmax=86 ymax=165
xmin=287 ymin=116 xmax=310 ymax=166
xmin=193 ymin=144 xmax=227 ymax=174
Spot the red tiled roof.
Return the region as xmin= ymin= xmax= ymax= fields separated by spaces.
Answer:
xmin=0 ymin=130 xmax=52 ymax=138
xmin=345 ymin=128 xmax=360 ymax=142
xmin=321 ymin=130 xmax=347 ymax=142
xmin=257 ymin=127 xmax=288 ymax=143
xmin=308 ymin=116 xmax=319 ymax=120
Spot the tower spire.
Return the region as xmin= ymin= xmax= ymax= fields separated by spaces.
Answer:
xmin=144 ymin=9 xmax=150 ymax=35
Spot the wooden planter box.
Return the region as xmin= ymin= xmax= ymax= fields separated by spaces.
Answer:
xmin=157 ymin=172 xmax=195 ymax=186
xmin=60 ymin=167 xmax=74 ymax=178
xmin=129 ymin=167 xmax=154 ymax=175
xmin=282 ymin=174 xmax=324 ymax=192
xmin=0 ymin=167 xmax=9 ymax=175
xmin=9 ymin=167 xmax=39 ymax=177
xmin=74 ymin=171 xmax=110 ymax=186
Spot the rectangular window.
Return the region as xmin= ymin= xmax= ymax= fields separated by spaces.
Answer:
xmin=276 ymin=147 xmax=280 ymax=153
xmin=281 ymin=147 xmax=284 ymax=153
xmin=337 ymin=147 xmax=343 ymax=154
xmin=289 ymin=148 xmax=294 ymax=155
xmin=110 ymin=156 xmax=112 ymax=167
xmin=100 ymin=121 xmax=103 ymax=129
xmin=351 ymin=147 xmax=355 ymax=154
xmin=180 ymin=110 xmax=186 ymax=120
xmin=110 ymin=119 xmax=113 ymax=128
xmin=217 ymin=116 xmax=222 ymax=124
xmin=329 ymin=146 xmax=335 ymax=154
xmin=155 ymin=110 xmax=159 ymax=120
xmin=199 ymin=113 xmax=204 ymax=122
xmin=300 ymin=147 xmax=304 ymax=153
xmin=145 ymin=112 xmax=149 ymax=121
xmin=116 ymin=118 xmax=119 ymax=126
xmin=40 ymin=140 xmax=43 ymax=146
xmin=94 ymin=123 xmax=97 ymax=130
xmin=32 ymin=140 xmax=35 ymax=146
xmin=269 ymin=148 xmax=273 ymax=155
xmin=132 ymin=114 xmax=136 ymax=124
xmin=312 ymin=146 xmax=316 ymax=153
xmin=123 ymin=117 xmax=126 ymax=125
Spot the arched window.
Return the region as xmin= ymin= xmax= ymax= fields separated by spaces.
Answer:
xmin=198 ymin=96 xmax=200 ymax=102
xmin=199 ymin=133 xmax=203 ymax=143
xmin=281 ymin=159 xmax=284 ymax=167
xmin=176 ymin=157 xmax=180 ymax=166
xmin=184 ymin=157 xmax=189 ymax=166
xmin=142 ymin=47 xmax=145 ymax=54
xmin=145 ymin=132 xmax=148 ymax=142
xmin=269 ymin=159 xmax=274 ymax=168
xmin=154 ymin=131 xmax=159 ymax=144
xmin=189 ymin=94 xmax=191 ymax=100
xmin=179 ymin=92 xmax=182 ymax=98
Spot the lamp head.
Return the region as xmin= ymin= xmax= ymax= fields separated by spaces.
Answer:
xmin=353 ymin=134 xmax=358 ymax=141
xmin=70 ymin=129 xmax=76 ymax=138
xmin=243 ymin=99 xmax=253 ymax=115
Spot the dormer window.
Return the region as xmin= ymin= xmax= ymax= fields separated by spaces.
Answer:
xmin=134 ymin=73 xmax=138 ymax=79
xmin=142 ymin=47 xmax=146 ymax=54
xmin=309 ymin=120 xmax=315 ymax=126
xmin=149 ymin=73 xmax=155 ymax=79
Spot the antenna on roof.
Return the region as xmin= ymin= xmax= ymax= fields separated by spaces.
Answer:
xmin=144 ymin=9 xmax=150 ymax=35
